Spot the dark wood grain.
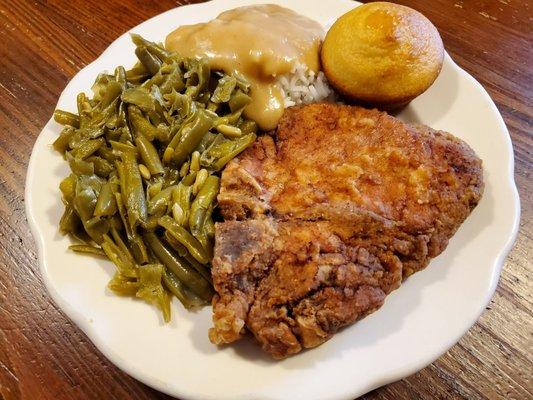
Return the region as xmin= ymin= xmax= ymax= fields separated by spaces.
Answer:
xmin=0 ymin=0 xmax=530 ymax=399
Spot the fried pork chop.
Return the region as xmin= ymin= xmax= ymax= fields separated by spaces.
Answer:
xmin=209 ymin=103 xmax=483 ymax=358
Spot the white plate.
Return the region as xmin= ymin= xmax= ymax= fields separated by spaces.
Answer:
xmin=25 ymin=0 xmax=520 ymax=399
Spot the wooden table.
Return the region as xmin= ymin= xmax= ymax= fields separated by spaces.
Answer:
xmin=0 ymin=0 xmax=531 ymax=399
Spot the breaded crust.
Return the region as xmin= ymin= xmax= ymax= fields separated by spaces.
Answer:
xmin=210 ymin=104 xmax=483 ymax=358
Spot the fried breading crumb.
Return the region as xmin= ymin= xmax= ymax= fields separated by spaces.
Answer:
xmin=211 ymin=104 xmax=484 ymax=358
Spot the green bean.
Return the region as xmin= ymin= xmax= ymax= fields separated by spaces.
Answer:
xmin=59 ymin=174 xmax=77 ymax=203
xmin=196 ymin=131 xmax=217 ymax=153
xmin=59 ymin=204 xmax=81 ymax=235
xmin=171 ymin=109 xmax=213 ymax=165
xmin=73 ymin=184 xmax=108 ymax=244
xmin=211 ymin=75 xmax=236 ymax=103
xmin=141 ymin=215 xmax=159 ymax=231
xmin=162 ymin=147 xmax=174 ymax=164
xmin=204 ymin=108 xmax=218 ymax=119
xmin=204 ymin=206 xmax=215 ymax=238
xmin=68 ymin=126 xmax=104 ymax=148
xmin=184 ymin=58 xmax=210 ymax=98
xmin=163 ymin=167 xmax=180 ymax=187
xmin=233 ymin=70 xmax=251 ymax=91
xmin=181 ymin=171 xmax=197 ymax=186
xmin=238 ymin=119 xmax=258 ymax=135
xmin=52 ymin=34 xmax=263 ymax=322
xmin=158 ymin=216 xmax=209 ymax=264
xmin=126 ymin=61 xmax=149 ymax=84
xmin=206 ymin=101 xmax=220 ymax=113
xmin=163 ymin=230 xmax=188 ymax=257
xmin=108 ymin=214 xmax=123 ymax=231
xmin=110 ymin=226 xmax=135 ymax=265
xmin=67 ymin=129 xmax=87 ymax=150
xmin=145 ymin=41 xmax=173 ymax=63
xmin=80 ymin=217 xmax=109 ymax=245
xmin=94 ymin=181 xmax=118 ymax=217
xmin=120 ymin=149 xmax=147 ymax=230
xmin=92 ymin=98 xmax=120 ymax=128
xmin=86 ymin=215 xmax=106 ymax=230
xmin=69 ymin=244 xmax=106 ymax=257
xmin=195 ymin=231 xmax=211 ymax=259
xmin=135 ymin=46 xmax=161 ymax=75
xmin=101 ymin=234 xmax=137 ymax=278
xmin=214 ymin=107 xmax=243 ymax=126
xmin=72 ymin=138 xmax=105 ymax=160
xmin=121 ymin=87 xmax=154 ymax=112
xmin=131 ymin=234 xmax=149 ymax=265
xmin=114 ymin=191 xmax=133 ymax=240
xmin=165 ymin=110 xmax=194 ymax=150
xmin=114 ymin=66 xmax=127 ymax=87
xmin=159 ymin=68 xmax=185 ymax=95
xmin=147 ymin=185 xmax=174 ymax=216
xmin=108 ymin=272 xmax=140 ymax=296
xmin=144 ymin=232 xmax=212 ymax=301
xmin=118 ymin=126 xmax=134 ymax=144
xmin=53 ymin=126 xmax=76 ymax=154
xmin=131 ymin=34 xmax=173 ymax=63
xmin=136 ymin=264 xmax=171 ymax=322
xmin=147 ymin=179 xmax=163 ymax=200
xmin=115 ymin=160 xmax=126 ymax=200
xmin=162 ymin=269 xmax=205 ymax=309
xmin=196 ymin=91 xmax=211 ymax=105
xmin=135 ymin=133 xmax=164 ymax=175
xmin=147 ymin=98 xmax=165 ymax=126
xmin=166 ymin=91 xmax=194 ymax=118
xmin=99 ymin=81 xmax=122 ymax=109
xmin=96 ymin=145 xmax=116 ymax=163
xmin=54 ymin=110 xmax=80 ymax=128
xmin=140 ymin=69 xmax=166 ymax=91
xmin=92 ymin=73 xmax=111 ymax=101
xmin=114 ymin=101 xmax=128 ymax=129
xmin=200 ymin=133 xmax=256 ymax=171
xmin=110 ymin=140 xmax=138 ymax=157
xmin=182 ymin=251 xmax=212 ymax=284
xmin=78 ymin=173 xmax=105 ymax=193
xmin=228 ymin=90 xmax=252 ymax=112
xmin=77 ymin=92 xmax=92 ymax=128
xmin=86 ymin=155 xmax=114 ymax=178
xmin=66 ymin=153 xmax=94 ymax=176
xmin=165 ymin=102 xmax=199 ymax=150
xmin=189 ymin=175 xmax=219 ymax=237
xmin=128 ymin=105 xmax=164 ymax=142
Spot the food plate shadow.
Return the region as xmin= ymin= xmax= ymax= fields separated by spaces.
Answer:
xmin=180 ymin=302 xmax=280 ymax=364
xmin=396 ymin=55 xmax=460 ymax=126
xmin=232 ymin=335 xmax=282 ymax=365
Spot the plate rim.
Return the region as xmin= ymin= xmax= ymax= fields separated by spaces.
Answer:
xmin=25 ymin=0 xmax=521 ymax=399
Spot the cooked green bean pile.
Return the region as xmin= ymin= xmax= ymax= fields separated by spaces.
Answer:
xmin=53 ymin=34 xmax=257 ymax=321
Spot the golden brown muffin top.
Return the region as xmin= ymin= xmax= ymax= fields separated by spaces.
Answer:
xmin=322 ymin=2 xmax=444 ymax=108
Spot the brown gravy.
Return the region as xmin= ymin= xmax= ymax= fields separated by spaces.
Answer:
xmin=165 ymin=4 xmax=324 ymax=130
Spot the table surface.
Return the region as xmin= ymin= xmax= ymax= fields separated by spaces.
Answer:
xmin=0 ymin=0 xmax=531 ymax=399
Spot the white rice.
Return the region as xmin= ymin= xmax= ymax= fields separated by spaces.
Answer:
xmin=278 ymin=63 xmax=335 ymax=108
